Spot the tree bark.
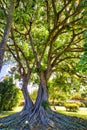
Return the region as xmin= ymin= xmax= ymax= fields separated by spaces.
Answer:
xmin=35 ymin=71 xmax=48 ymax=109
xmin=21 ymin=76 xmax=33 ymax=111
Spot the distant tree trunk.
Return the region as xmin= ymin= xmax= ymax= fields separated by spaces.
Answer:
xmin=21 ymin=75 xmax=33 ymax=112
xmin=0 ymin=0 xmax=15 ymax=71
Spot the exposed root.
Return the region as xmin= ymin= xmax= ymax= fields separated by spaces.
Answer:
xmin=0 ymin=108 xmax=87 ymax=130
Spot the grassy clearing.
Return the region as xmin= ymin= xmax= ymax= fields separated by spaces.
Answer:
xmin=57 ymin=110 xmax=87 ymax=119
xmin=0 ymin=106 xmax=87 ymax=119
xmin=55 ymin=106 xmax=87 ymax=119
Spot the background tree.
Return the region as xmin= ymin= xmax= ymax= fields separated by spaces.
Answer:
xmin=48 ymin=69 xmax=87 ymax=106
xmin=0 ymin=76 xmax=22 ymax=111
xmin=0 ymin=0 xmax=15 ymax=70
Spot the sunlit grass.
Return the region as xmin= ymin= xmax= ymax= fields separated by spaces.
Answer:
xmin=0 ymin=106 xmax=87 ymax=119
xmin=0 ymin=111 xmax=15 ymax=118
xmin=0 ymin=106 xmax=23 ymax=118
xmin=57 ymin=107 xmax=87 ymax=119
xmin=51 ymin=105 xmax=87 ymax=119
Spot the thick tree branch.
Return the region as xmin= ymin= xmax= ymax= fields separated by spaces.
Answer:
xmin=40 ymin=3 xmax=83 ymax=63
xmin=52 ymin=56 xmax=80 ymax=73
xmin=57 ymin=56 xmax=80 ymax=65
xmin=11 ymin=29 xmax=25 ymax=75
xmin=27 ymin=21 xmax=39 ymax=67
xmin=51 ymin=0 xmax=57 ymax=27
xmin=66 ymin=47 xmax=84 ymax=52
xmin=57 ymin=0 xmax=72 ymax=19
xmin=7 ymin=44 xmax=23 ymax=75
xmin=45 ymin=0 xmax=50 ymax=32
xmin=51 ymin=30 xmax=75 ymax=66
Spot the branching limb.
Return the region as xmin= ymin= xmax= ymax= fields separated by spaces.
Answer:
xmin=51 ymin=30 xmax=75 ymax=67
xmin=10 ymin=29 xmax=25 ymax=75
xmin=45 ymin=0 xmax=51 ymax=32
xmin=27 ymin=20 xmax=40 ymax=67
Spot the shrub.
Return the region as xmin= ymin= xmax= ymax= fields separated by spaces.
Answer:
xmin=76 ymin=101 xmax=85 ymax=107
xmin=84 ymin=103 xmax=87 ymax=107
xmin=80 ymin=102 xmax=85 ymax=107
xmin=71 ymin=93 xmax=82 ymax=100
xmin=81 ymin=93 xmax=87 ymax=98
xmin=50 ymin=100 xmax=65 ymax=106
xmin=0 ymin=76 xmax=22 ymax=111
xmin=84 ymin=97 xmax=87 ymax=101
xmin=64 ymin=103 xmax=79 ymax=112
xmin=56 ymin=101 xmax=65 ymax=106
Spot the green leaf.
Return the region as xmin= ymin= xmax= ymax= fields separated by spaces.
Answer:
xmin=14 ymin=74 xmax=20 ymax=80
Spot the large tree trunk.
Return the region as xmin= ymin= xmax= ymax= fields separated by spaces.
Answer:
xmin=35 ymin=71 xmax=48 ymax=109
xmin=21 ymin=76 xmax=33 ymax=112
xmin=31 ymin=71 xmax=52 ymax=126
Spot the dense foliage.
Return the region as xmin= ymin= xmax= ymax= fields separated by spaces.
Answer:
xmin=64 ymin=103 xmax=79 ymax=112
xmin=0 ymin=76 xmax=21 ymax=111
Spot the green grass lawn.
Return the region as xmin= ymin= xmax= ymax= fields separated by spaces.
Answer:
xmin=52 ymin=106 xmax=87 ymax=119
xmin=57 ymin=109 xmax=87 ymax=119
xmin=0 ymin=106 xmax=23 ymax=118
xmin=0 ymin=106 xmax=87 ymax=119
